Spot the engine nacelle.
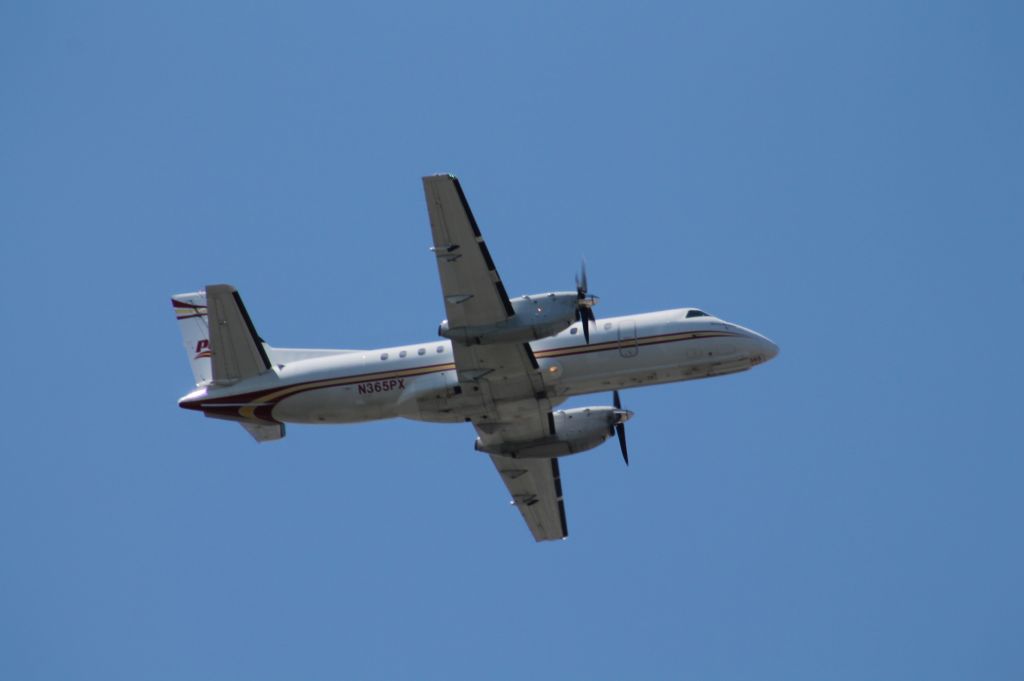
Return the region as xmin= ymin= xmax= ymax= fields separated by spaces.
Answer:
xmin=475 ymin=406 xmax=628 ymax=459
xmin=439 ymin=291 xmax=578 ymax=345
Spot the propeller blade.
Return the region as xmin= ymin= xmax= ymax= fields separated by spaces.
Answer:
xmin=613 ymin=390 xmax=628 ymax=465
xmin=616 ymin=423 xmax=629 ymax=466
xmin=575 ymin=303 xmax=595 ymax=344
xmin=574 ymin=259 xmax=597 ymax=344
xmin=576 ymin=259 xmax=589 ymax=298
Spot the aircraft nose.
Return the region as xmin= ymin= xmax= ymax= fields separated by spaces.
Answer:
xmin=760 ymin=336 xmax=779 ymax=361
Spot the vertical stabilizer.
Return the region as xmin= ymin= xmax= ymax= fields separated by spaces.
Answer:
xmin=205 ymin=284 xmax=272 ymax=384
xmin=171 ymin=292 xmax=212 ymax=385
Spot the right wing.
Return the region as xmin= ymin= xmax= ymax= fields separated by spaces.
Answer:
xmin=422 ymin=175 xmax=568 ymax=541
xmin=422 ymin=174 xmax=549 ymax=420
xmin=422 ymin=174 xmax=514 ymax=331
xmin=490 ymin=455 xmax=568 ymax=542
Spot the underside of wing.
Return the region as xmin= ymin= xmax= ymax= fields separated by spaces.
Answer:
xmin=454 ymin=341 xmax=548 ymax=404
xmin=490 ymin=455 xmax=568 ymax=542
xmin=423 ymin=175 xmax=514 ymax=330
xmin=423 ymin=175 xmax=569 ymax=542
xmin=422 ymin=175 xmax=549 ymax=402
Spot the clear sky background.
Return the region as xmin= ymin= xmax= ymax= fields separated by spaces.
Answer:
xmin=2 ymin=2 xmax=1022 ymax=679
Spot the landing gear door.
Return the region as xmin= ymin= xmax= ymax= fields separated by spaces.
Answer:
xmin=618 ymin=321 xmax=638 ymax=358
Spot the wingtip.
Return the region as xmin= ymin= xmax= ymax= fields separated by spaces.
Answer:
xmin=424 ymin=172 xmax=458 ymax=178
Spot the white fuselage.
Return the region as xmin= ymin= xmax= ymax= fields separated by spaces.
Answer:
xmin=180 ymin=309 xmax=778 ymax=425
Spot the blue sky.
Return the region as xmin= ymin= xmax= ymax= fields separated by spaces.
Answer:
xmin=2 ymin=2 xmax=1022 ymax=679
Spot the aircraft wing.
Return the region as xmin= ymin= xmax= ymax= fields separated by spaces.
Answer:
xmin=490 ymin=455 xmax=568 ymax=542
xmin=423 ymin=174 xmax=514 ymax=330
xmin=423 ymin=175 xmax=567 ymax=541
xmin=422 ymin=174 xmax=548 ymax=411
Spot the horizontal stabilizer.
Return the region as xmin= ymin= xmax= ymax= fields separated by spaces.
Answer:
xmin=240 ymin=421 xmax=286 ymax=442
xmin=203 ymin=410 xmax=286 ymax=442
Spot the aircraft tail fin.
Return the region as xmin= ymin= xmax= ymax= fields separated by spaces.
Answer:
xmin=171 ymin=285 xmax=272 ymax=386
xmin=204 ymin=284 xmax=273 ymax=384
xmin=171 ymin=291 xmax=212 ymax=385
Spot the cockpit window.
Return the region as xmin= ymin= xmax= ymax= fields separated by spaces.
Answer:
xmin=686 ymin=309 xmax=709 ymax=318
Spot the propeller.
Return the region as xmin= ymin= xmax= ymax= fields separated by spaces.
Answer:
xmin=575 ymin=260 xmax=599 ymax=343
xmin=612 ymin=390 xmax=632 ymax=466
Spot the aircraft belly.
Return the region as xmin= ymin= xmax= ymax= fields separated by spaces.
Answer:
xmin=272 ymin=385 xmax=395 ymax=424
xmin=554 ymin=337 xmax=752 ymax=396
xmin=409 ymin=398 xmax=477 ymax=423
xmin=394 ymin=370 xmax=468 ymax=423
xmin=552 ymin=341 xmax=669 ymax=394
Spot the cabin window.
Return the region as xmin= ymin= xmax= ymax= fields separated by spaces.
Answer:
xmin=604 ymin=322 xmax=612 ymax=330
xmin=436 ymin=346 xmax=444 ymax=353
xmin=380 ymin=353 xmax=389 ymax=360
xmin=570 ymin=327 xmax=578 ymax=335
xmin=418 ymin=348 xmax=426 ymax=356
xmin=399 ymin=350 xmax=407 ymax=358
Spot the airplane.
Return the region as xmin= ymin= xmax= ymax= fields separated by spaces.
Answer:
xmin=172 ymin=174 xmax=778 ymax=541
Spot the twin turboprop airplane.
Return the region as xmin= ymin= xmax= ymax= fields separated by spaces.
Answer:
xmin=172 ymin=175 xmax=778 ymax=541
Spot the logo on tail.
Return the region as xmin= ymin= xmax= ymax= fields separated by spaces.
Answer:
xmin=194 ymin=339 xmax=212 ymax=360
xmin=172 ymin=291 xmax=213 ymax=386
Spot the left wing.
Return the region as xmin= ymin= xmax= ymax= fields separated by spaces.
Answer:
xmin=490 ymin=456 xmax=568 ymax=542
